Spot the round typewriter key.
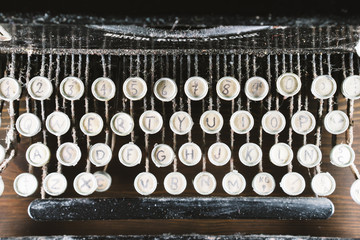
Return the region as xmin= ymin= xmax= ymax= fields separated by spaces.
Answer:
xmin=169 ymin=111 xmax=193 ymax=135
xmin=164 ymin=171 xmax=187 ymax=195
xmin=280 ymin=172 xmax=306 ymax=196
xmin=291 ymin=110 xmax=316 ymax=135
xmin=252 ymin=172 xmax=276 ymax=196
xmin=118 ymin=143 xmax=142 ymax=167
xmin=89 ymin=143 xmax=112 ymax=167
xmin=350 ymin=179 xmax=360 ymax=204
xmin=222 ymin=171 xmax=246 ymax=195
xmin=311 ymin=172 xmax=336 ymax=196
xmin=0 ymin=176 xmax=4 ymax=196
xmin=43 ymin=172 xmax=67 ymax=196
xmin=238 ymin=143 xmax=262 ymax=167
xmin=110 ymin=112 xmax=134 ymax=136
xmin=25 ymin=142 xmax=51 ymax=167
xmin=16 ymin=113 xmax=41 ymax=137
xmin=193 ymin=171 xmax=217 ymax=195
xmin=91 ymin=77 xmax=116 ymax=101
xmin=330 ymin=144 xmax=355 ymax=167
xmin=216 ymin=76 xmax=240 ymax=101
xmin=269 ymin=143 xmax=293 ymax=167
xmin=154 ymin=78 xmax=178 ymax=102
xmin=0 ymin=77 xmax=21 ymax=101
xmin=94 ymin=171 xmax=112 ymax=192
xmin=13 ymin=173 xmax=38 ymax=197
xmin=200 ymin=110 xmax=224 ymax=134
xmin=178 ymin=142 xmax=202 ymax=166
xmin=139 ymin=110 xmax=163 ymax=134
xmin=208 ymin=142 xmax=231 ymax=166
xmin=56 ymin=142 xmax=81 ymax=166
xmin=151 ymin=144 xmax=175 ymax=167
xmin=123 ymin=77 xmax=147 ymax=101
xmin=0 ymin=145 xmax=5 ymax=165
xmin=79 ymin=112 xmax=104 ymax=136
xmin=73 ymin=172 xmax=98 ymax=196
xmin=342 ymin=75 xmax=360 ymax=100
xmin=311 ymin=75 xmax=337 ymax=99
xmin=324 ymin=110 xmax=349 ymax=135
xmin=45 ymin=111 xmax=71 ymax=136
xmin=244 ymin=76 xmax=269 ymax=101
xmin=60 ymin=76 xmax=84 ymax=100
xmin=184 ymin=76 xmax=209 ymax=101
xmin=276 ymin=73 xmax=301 ymax=97
xmin=261 ymin=110 xmax=286 ymax=135
xmin=134 ymin=172 xmax=157 ymax=195
xmin=27 ymin=76 xmax=53 ymax=100
xmin=297 ymin=144 xmax=322 ymax=168
xmin=230 ymin=110 xmax=254 ymax=134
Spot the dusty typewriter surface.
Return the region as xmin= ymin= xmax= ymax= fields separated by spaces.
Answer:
xmin=1 ymin=14 xmax=360 ymax=238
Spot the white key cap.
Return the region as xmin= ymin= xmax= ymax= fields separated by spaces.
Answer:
xmin=139 ymin=110 xmax=163 ymax=134
xmin=25 ymin=142 xmax=51 ymax=167
xmin=222 ymin=171 xmax=246 ymax=195
xmin=200 ymin=110 xmax=223 ymax=134
xmin=43 ymin=172 xmax=67 ymax=196
xmin=297 ymin=144 xmax=322 ymax=168
xmin=324 ymin=110 xmax=349 ymax=135
xmin=60 ymin=76 xmax=84 ymax=100
xmin=123 ymin=77 xmax=147 ymax=101
xmin=151 ymin=144 xmax=175 ymax=167
xmin=330 ymin=144 xmax=355 ymax=167
xmin=280 ymin=172 xmax=306 ymax=196
xmin=291 ymin=110 xmax=316 ymax=135
xmin=110 ymin=112 xmax=134 ymax=136
xmin=216 ymin=76 xmax=240 ymax=100
xmin=118 ymin=143 xmax=142 ymax=167
xmin=13 ymin=173 xmax=38 ymax=197
xmin=276 ymin=73 xmax=301 ymax=97
xmin=184 ymin=76 xmax=208 ymax=101
xmin=311 ymin=172 xmax=336 ymax=196
xmin=238 ymin=143 xmax=262 ymax=167
xmin=16 ymin=113 xmax=41 ymax=137
xmin=91 ymin=77 xmax=116 ymax=101
xmin=0 ymin=176 xmax=4 ymax=196
xmin=245 ymin=76 xmax=269 ymax=101
xmin=208 ymin=142 xmax=231 ymax=166
xmin=193 ymin=171 xmax=216 ymax=195
xmin=46 ymin=111 xmax=71 ymax=136
xmin=0 ymin=145 xmax=5 ymax=165
xmin=178 ymin=142 xmax=202 ymax=166
xmin=261 ymin=110 xmax=286 ymax=135
xmin=350 ymin=179 xmax=360 ymax=204
xmin=56 ymin=142 xmax=81 ymax=166
xmin=89 ymin=143 xmax=112 ymax=167
xmin=252 ymin=172 xmax=276 ymax=196
xmin=169 ymin=111 xmax=193 ymax=135
xmin=27 ymin=76 xmax=53 ymax=100
xmin=230 ymin=110 xmax=254 ymax=134
xmin=94 ymin=171 xmax=112 ymax=192
xmin=79 ymin=112 xmax=104 ymax=136
xmin=342 ymin=75 xmax=360 ymax=100
xmin=163 ymin=171 xmax=187 ymax=195
xmin=73 ymin=172 xmax=98 ymax=196
xmin=154 ymin=78 xmax=178 ymax=102
xmin=311 ymin=75 xmax=337 ymax=99
xmin=269 ymin=143 xmax=293 ymax=167
xmin=134 ymin=172 xmax=157 ymax=195
xmin=0 ymin=77 xmax=21 ymax=101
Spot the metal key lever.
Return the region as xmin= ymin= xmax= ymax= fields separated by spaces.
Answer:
xmin=28 ymin=197 xmax=334 ymax=221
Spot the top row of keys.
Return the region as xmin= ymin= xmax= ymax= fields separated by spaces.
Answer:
xmin=1 ymin=74 xmax=360 ymax=102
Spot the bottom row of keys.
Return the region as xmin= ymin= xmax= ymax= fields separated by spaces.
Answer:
xmin=9 ymin=170 xmax=337 ymax=197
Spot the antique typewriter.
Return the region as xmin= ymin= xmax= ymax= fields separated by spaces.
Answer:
xmin=1 ymin=8 xmax=360 ymax=239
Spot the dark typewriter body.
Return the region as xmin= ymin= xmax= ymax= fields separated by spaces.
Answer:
xmin=1 ymin=7 xmax=360 ymax=239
